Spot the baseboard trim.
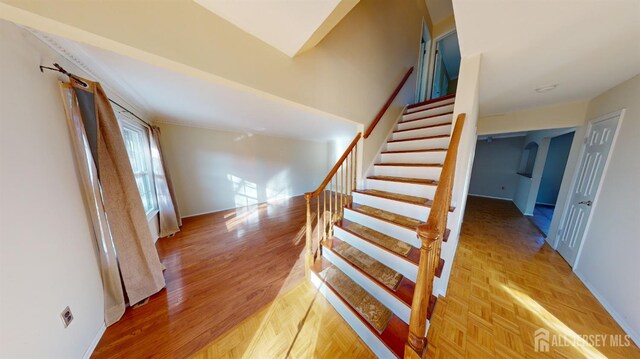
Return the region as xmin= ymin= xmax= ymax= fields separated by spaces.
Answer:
xmin=83 ymin=323 xmax=106 ymax=359
xmin=468 ymin=193 xmax=513 ymax=201
xmin=181 ymin=194 xmax=303 ymax=219
xmin=574 ymin=270 xmax=640 ymax=347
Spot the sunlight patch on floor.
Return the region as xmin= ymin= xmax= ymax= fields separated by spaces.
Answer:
xmin=502 ymin=285 xmax=607 ymax=358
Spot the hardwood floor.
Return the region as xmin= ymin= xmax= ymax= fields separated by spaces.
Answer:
xmin=92 ymin=196 xmax=309 ymax=358
xmin=425 ymin=196 xmax=640 ymax=358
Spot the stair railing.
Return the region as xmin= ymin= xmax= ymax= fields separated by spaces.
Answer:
xmin=304 ymin=66 xmax=415 ymax=275
xmin=405 ymin=113 xmax=466 ymax=358
xmin=304 ymin=133 xmax=360 ymax=274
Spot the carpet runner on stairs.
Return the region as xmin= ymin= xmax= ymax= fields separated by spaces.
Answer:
xmin=320 ymin=266 xmax=393 ymax=333
xmin=332 ymin=240 xmax=403 ymax=290
xmin=343 ymin=222 xmax=412 ymax=256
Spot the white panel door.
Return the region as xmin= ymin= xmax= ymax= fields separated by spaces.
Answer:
xmin=557 ymin=114 xmax=621 ymax=266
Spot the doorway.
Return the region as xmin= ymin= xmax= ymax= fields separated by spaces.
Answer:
xmin=415 ymin=19 xmax=431 ymax=103
xmin=430 ymin=31 xmax=460 ymax=99
xmin=556 ymin=111 xmax=623 ymax=266
xmin=529 ymin=132 xmax=575 ymax=235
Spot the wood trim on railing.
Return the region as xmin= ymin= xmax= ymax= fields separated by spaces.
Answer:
xmin=363 ymin=67 xmax=414 ymax=139
xmin=305 ymin=132 xmax=361 ymax=199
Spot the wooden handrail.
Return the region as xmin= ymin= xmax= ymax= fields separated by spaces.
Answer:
xmin=305 ymin=132 xmax=361 ymax=199
xmin=363 ymin=67 xmax=414 ymax=139
xmin=405 ymin=113 xmax=466 ymax=358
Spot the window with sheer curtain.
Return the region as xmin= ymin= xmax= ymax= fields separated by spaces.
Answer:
xmin=117 ymin=112 xmax=157 ymax=216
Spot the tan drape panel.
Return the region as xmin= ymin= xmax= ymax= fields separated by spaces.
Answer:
xmin=69 ymin=77 xmax=165 ymax=305
xmin=150 ymin=127 xmax=182 ymax=237
xmin=59 ymin=83 xmax=125 ymax=325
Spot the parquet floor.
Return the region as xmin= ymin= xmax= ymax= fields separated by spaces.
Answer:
xmin=191 ymin=281 xmax=376 ymax=359
xmin=425 ymin=197 xmax=640 ymax=358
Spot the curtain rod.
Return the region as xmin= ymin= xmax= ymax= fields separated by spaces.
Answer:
xmin=40 ymin=63 xmax=152 ymax=127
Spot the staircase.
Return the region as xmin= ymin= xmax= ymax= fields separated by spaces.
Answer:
xmin=304 ymin=93 xmax=465 ymax=358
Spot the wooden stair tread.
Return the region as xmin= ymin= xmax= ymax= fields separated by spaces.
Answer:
xmin=339 ymin=220 xmax=420 ymax=264
xmin=374 ymin=162 xmax=442 ymax=167
xmin=326 ymin=237 xmax=443 ymax=308
xmin=400 ymin=112 xmax=454 ymax=125
xmin=403 ymin=102 xmax=454 ymax=115
xmin=354 ymin=190 xmax=455 ymax=212
xmin=349 ymin=204 xmax=451 ymax=242
xmin=326 ymin=237 xmax=414 ymax=301
xmin=381 ymin=148 xmax=448 ymax=154
xmin=354 ymin=189 xmax=430 ymax=207
xmin=311 ymin=258 xmax=409 ymax=358
xmin=350 ymin=203 xmax=423 ymax=229
xmin=367 ymin=176 xmax=438 ymax=186
xmin=393 ymin=122 xmax=451 ymax=133
xmin=387 ymin=134 xmax=450 ymax=143
xmin=407 ymin=93 xmax=456 ymax=110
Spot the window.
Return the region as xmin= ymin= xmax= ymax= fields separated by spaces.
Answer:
xmin=116 ymin=111 xmax=157 ymax=216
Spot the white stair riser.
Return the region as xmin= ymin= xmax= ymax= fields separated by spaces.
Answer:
xmin=406 ymin=99 xmax=455 ymax=114
xmin=386 ymin=137 xmax=450 ymax=152
xmin=373 ymin=165 xmax=442 ymax=181
xmin=309 ymin=272 xmax=396 ymax=359
xmin=334 ymin=227 xmax=418 ymax=281
xmin=343 ymin=208 xmax=420 ymax=247
xmin=380 ymin=151 xmax=446 ymax=164
xmin=397 ymin=114 xmax=453 ymax=131
xmin=322 ymin=248 xmax=411 ymax=323
xmin=402 ymin=104 xmax=454 ymax=121
xmin=352 ymin=192 xmax=430 ymax=221
xmin=366 ymin=179 xmax=436 ymax=199
xmin=391 ymin=124 xmax=452 ymax=141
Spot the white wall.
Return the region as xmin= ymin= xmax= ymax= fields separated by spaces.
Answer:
xmin=435 ymin=54 xmax=481 ymax=296
xmin=156 ymin=122 xmax=334 ymax=217
xmin=572 ymin=75 xmax=640 ymax=345
xmin=0 ymin=21 xmax=105 ymax=358
xmin=468 ymin=136 xmax=525 ymax=200
xmin=478 ymin=100 xmax=588 ymax=135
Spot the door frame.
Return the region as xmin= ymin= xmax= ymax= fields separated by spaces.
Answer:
xmin=427 ymin=29 xmax=457 ymax=100
xmin=552 ymin=109 xmax=625 ymax=268
xmin=415 ymin=18 xmax=431 ymax=103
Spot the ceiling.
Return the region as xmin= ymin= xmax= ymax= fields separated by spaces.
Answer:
xmin=34 ymin=30 xmax=357 ymax=142
xmin=194 ymin=0 xmax=355 ymax=57
xmin=425 ymin=0 xmax=454 ymax=24
xmin=454 ymin=0 xmax=640 ymax=115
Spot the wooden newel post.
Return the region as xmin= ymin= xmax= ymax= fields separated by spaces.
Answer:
xmin=304 ymin=194 xmax=313 ymax=277
xmin=405 ymin=227 xmax=440 ymax=358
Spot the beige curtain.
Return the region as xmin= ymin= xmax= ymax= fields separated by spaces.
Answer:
xmin=59 ymin=83 xmax=125 ymax=325
xmin=150 ymin=126 xmax=181 ymax=237
xmin=64 ymin=76 xmax=165 ymax=306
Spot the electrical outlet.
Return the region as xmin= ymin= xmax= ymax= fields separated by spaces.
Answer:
xmin=61 ymin=306 xmax=73 ymax=328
